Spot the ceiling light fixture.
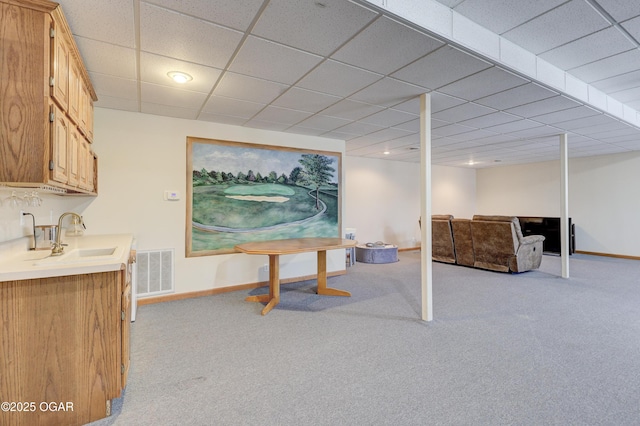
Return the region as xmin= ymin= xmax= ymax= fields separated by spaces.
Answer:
xmin=383 ymin=151 xmax=390 ymax=155
xmin=167 ymin=71 xmax=193 ymax=84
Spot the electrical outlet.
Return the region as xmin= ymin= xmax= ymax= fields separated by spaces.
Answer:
xmin=261 ymin=264 xmax=268 ymax=272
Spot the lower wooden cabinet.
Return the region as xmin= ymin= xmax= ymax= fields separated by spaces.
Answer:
xmin=0 ymin=263 xmax=132 ymax=425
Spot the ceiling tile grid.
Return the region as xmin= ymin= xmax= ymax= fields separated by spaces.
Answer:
xmin=54 ymin=0 xmax=640 ymax=168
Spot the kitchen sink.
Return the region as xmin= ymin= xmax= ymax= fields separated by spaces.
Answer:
xmin=65 ymin=247 xmax=117 ymax=258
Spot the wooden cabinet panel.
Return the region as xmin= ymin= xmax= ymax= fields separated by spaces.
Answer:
xmin=68 ymin=63 xmax=81 ymax=124
xmin=0 ymin=272 xmax=122 ymax=426
xmin=51 ymin=104 xmax=70 ymax=184
xmin=0 ymin=2 xmax=49 ymax=183
xmin=68 ymin=125 xmax=80 ymax=187
xmin=51 ymin=22 xmax=70 ymax=111
xmin=0 ymin=0 xmax=97 ymax=194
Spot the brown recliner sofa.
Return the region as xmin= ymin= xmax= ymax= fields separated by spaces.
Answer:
xmin=431 ymin=215 xmax=456 ymax=264
xmin=469 ymin=215 xmax=545 ymax=273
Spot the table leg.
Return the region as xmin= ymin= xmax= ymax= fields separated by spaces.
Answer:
xmin=245 ymin=254 xmax=280 ymax=315
xmin=316 ymin=250 xmax=351 ymax=297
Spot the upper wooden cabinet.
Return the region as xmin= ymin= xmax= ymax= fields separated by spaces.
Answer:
xmin=0 ymin=0 xmax=98 ymax=195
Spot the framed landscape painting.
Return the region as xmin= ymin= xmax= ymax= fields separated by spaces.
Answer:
xmin=186 ymin=137 xmax=342 ymax=257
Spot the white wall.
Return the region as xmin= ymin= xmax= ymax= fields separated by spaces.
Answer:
xmin=344 ymin=156 xmax=476 ymax=248
xmin=87 ymin=108 xmax=353 ymax=294
xmin=1 ymin=105 xmax=477 ymax=294
xmin=477 ymin=151 xmax=640 ymax=257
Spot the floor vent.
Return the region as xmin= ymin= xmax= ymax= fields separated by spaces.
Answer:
xmin=136 ymin=249 xmax=174 ymax=297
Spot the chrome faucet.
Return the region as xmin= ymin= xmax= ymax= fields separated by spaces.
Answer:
xmin=51 ymin=212 xmax=85 ymax=256
xmin=22 ymin=212 xmax=37 ymax=250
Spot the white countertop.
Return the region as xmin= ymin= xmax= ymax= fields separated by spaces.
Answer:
xmin=0 ymin=234 xmax=134 ymax=282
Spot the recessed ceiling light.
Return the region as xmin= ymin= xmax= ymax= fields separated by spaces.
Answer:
xmin=167 ymin=71 xmax=193 ymax=84
xmin=383 ymin=151 xmax=390 ymax=155
xmin=467 ymin=160 xmax=476 ymax=166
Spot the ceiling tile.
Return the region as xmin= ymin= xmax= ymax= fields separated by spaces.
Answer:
xmin=485 ymin=118 xmax=545 ymax=134
xmin=89 ymin=72 xmax=138 ymax=100
xmin=539 ymin=27 xmax=635 ymax=70
xmin=359 ymin=108 xmax=417 ymax=127
xmin=530 ymin=106 xmax=600 ymax=125
xmin=505 ymin=95 xmax=581 ymax=118
xmin=451 ymin=0 xmax=567 ymax=34
xmin=620 ymin=15 xmax=640 ymax=41
xmin=334 ymin=121 xmax=385 ymax=137
xmin=295 ymin=115 xmax=353 ymax=132
xmin=94 ymin=95 xmax=139 ymax=112
xmin=331 ymin=16 xmax=445 ymax=75
xmin=432 ymin=102 xmax=496 ymax=122
xmin=393 ymin=118 xmax=420 ymax=132
xmin=597 ymin=0 xmax=640 ymax=22
xmin=297 ymin=60 xmax=383 ymax=97
xmin=201 ymin=95 xmax=265 ymax=118
xmin=502 ymin=1 xmax=609 ymax=55
xmin=58 ymin=0 xmax=135 ymax=47
xmin=569 ymin=49 xmax=640 ymax=83
xmin=141 ymin=102 xmax=199 ymax=119
xmin=252 ymin=0 xmax=377 ymax=56
xmin=283 ymin=126 xmax=327 ymax=137
xmin=475 ymin=82 xmax=557 ymax=110
xmin=141 ymin=82 xmax=208 ymax=110
xmin=609 ymin=87 xmax=640 ymax=103
xmin=591 ymin=70 xmax=640 ymax=94
xmin=140 ymin=52 xmax=222 ymax=93
xmin=251 ymin=106 xmax=312 ymax=126
xmin=431 ymin=92 xmax=467 ymax=113
xmin=458 ymin=111 xmax=521 ymax=128
xmin=321 ymin=99 xmax=385 ymax=121
xmin=140 ymin=2 xmax=243 ymax=69
xmin=437 ymin=66 xmax=529 ymax=100
xmin=214 ymin=72 xmax=288 ymax=104
xmin=392 ymin=46 xmax=491 ymax=90
xmin=349 ymin=78 xmax=426 ymax=108
xmin=198 ymin=113 xmax=248 ymax=126
xmin=144 ymin=0 xmax=264 ymax=31
xmin=271 ymin=87 xmax=341 ymax=113
xmin=555 ymin=114 xmax=622 ymax=132
xmin=346 ymin=128 xmax=415 ymax=150
xmin=432 ymin=123 xmax=477 ymax=137
xmin=75 ymin=37 xmax=136 ymax=79
xmin=243 ymin=120 xmax=289 ymax=132
xmin=230 ymin=36 xmax=323 ymax=85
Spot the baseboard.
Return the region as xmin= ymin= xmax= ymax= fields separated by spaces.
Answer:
xmin=137 ymin=269 xmax=347 ymax=306
xmin=575 ymin=250 xmax=640 ymax=261
xmin=398 ymin=246 xmax=420 ymax=252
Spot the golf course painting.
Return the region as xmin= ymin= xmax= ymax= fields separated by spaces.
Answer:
xmin=186 ymin=137 xmax=341 ymax=256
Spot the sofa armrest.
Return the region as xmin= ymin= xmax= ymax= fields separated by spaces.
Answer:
xmin=521 ymin=235 xmax=545 ymax=245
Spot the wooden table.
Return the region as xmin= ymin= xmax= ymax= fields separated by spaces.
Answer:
xmin=235 ymin=237 xmax=357 ymax=315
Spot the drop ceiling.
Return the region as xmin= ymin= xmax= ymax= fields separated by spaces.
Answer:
xmin=56 ymin=0 xmax=640 ymax=167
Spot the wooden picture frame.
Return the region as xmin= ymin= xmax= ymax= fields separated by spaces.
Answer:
xmin=186 ymin=137 xmax=342 ymax=257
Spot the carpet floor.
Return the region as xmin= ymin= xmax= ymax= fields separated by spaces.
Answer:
xmin=89 ymin=251 xmax=640 ymax=425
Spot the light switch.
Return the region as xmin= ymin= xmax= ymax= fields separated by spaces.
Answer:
xmin=164 ymin=190 xmax=180 ymax=201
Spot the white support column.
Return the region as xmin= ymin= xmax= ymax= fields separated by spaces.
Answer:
xmin=420 ymin=93 xmax=433 ymax=321
xmin=560 ymin=134 xmax=569 ymax=278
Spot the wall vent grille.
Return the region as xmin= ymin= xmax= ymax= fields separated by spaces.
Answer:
xmin=136 ymin=249 xmax=174 ymax=297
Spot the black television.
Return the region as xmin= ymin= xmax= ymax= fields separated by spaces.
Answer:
xmin=517 ymin=216 xmax=575 ymax=255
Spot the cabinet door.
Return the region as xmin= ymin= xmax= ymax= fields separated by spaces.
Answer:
xmin=51 ymin=24 xmax=70 ymax=111
xmin=68 ymin=64 xmax=81 ymax=124
xmin=51 ymin=105 xmax=69 ymax=184
xmin=77 ymin=138 xmax=88 ymax=189
xmin=68 ymin=126 xmax=80 ymax=187
xmin=121 ymin=268 xmax=132 ymax=389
